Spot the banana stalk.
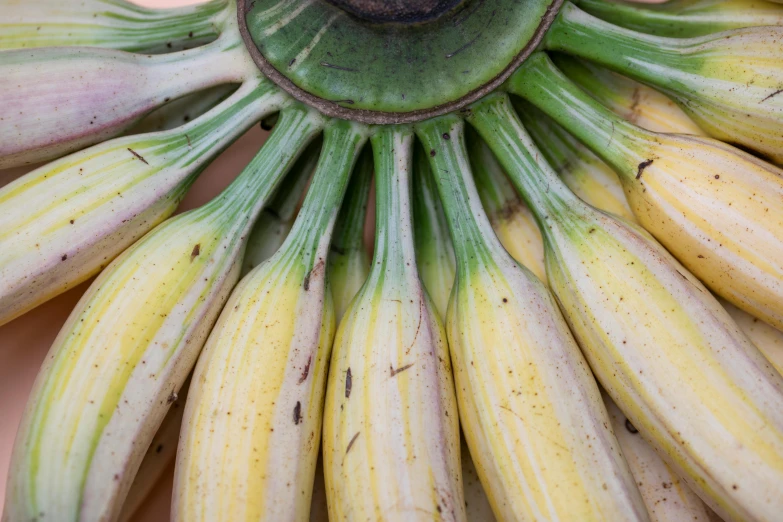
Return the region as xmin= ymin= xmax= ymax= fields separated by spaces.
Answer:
xmin=118 ymin=376 xmax=191 ymax=522
xmin=576 ymin=0 xmax=783 ymax=37
xmin=466 ymin=128 xmax=546 ymax=282
xmin=0 ymin=78 xmax=287 ymax=327
xmin=0 ymin=0 xmax=229 ymax=52
xmin=242 ymin=139 xmax=322 ymax=276
xmin=544 ymin=2 xmax=783 ymax=164
xmin=550 ymin=55 xmax=704 ymax=136
xmin=328 ymin=145 xmax=373 ymax=322
xmin=0 ymin=2 xmax=256 ymax=169
xmin=509 ymin=52 xmax=783 ymax=331
xmin=2 ymin=104 xmax=325 ymax=522
xmin=514 ymin=100 xmax=636 ymax=223
xmin=411 ymin=143 xmax=455 ymax=320
xmin=173 ymin=120 xmax=367 ymax=522
xmin=323 ymin=127 xmax=465 ymax=521
xmin=416 ymin=115 xmax=647 ymax=522
xmin=603 ymin=396 xmax=722 ymax=522
xmin=468 ymin=92 xmax=783 ymax=522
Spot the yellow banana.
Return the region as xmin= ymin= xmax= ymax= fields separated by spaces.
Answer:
xmin=510 ymin=52 xmax=783 ymax=331
xmin=0 ymin=77 xmax=286 ymax=327
xmin=173 ymin=120 xmax=367 ymax=522
xmin=469 ymin=92 xmax=783 ymax=522
xmin=2 ymin=104 xmax=325 ymax=522
xmin=417 ymin=115 xmax=648 ymax=522
xmin=323 ymin=127 xmax=465 ymax=521
xmin=720 ymin=299 xmax=783 ymax=376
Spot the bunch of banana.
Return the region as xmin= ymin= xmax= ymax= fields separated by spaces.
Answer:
xmin=468 ymin=92 xmax=783 ymax=521
xmin=0 ymin=0 xmax=230 ymax=52
xmin=2 ymin=104 xmax=325 ymax=522
xmin=327 ymin=146 xmax=373 ymax=322
xmin=416 ymin=115 xmax=648 ymax=521
xmin=173 ymin=120 xmax=367 ymax=521
xmin=544 ymin=2 xmax=783 ymax=164
xmin=0 ymin=1 xmax=253 ymax=169
xmin=0 ymin=77 xmax=286 ymax=326
xmin=576 ymin=0 xmax=783 ymax=37
xmin=322 ymin=127 xmax=465 ymax=520
xmin=509 ymin=51 xmax=783 ymax=331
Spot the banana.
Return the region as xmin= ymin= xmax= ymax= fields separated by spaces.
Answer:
xmin=577 ymin=0 xmax=783 ymax=38
xmin=0 ymin=0 xmax=229 ymax=52
xmin=129 ymin=85 xmax=236 ymax=135
xmin=328 ymin=146 xmax=373 ymax=322
xmin=2 ymin=104 xmax=326 ymax=522
xmin=173 ymin=120 xmax=367 ymax=522
xmin=551 ymin=56 xmax=704 ymax=136
xmin=0 ymin=2 xmax=255 ymax=169
xmin=720 ymin=300 xmax=783 ymax=376
xmin=603 ymin=396 xmax=722 ymax=522
xmin=412 ymin=143 xmax=456 ymax=320
xmin=469 ymin=92 xmax=783 ymax=522
xmin=466 ymin=128 xmax=546 ymax=282
xmin=544 ymin=2 xmax=783 ymax=164
xmin=243 ymin=139 xmax=322 ymax=276
xmin=0 ymin=78 xmax=286 ymax=327
xmin=323 ymin=127 xmax=466 ymax=521
xmin=118 ymin=375 xmax=191 ymax=522
xmin=510 ymin=51 xmax=783 ymax=331
xmin=416 ymin=115 xmax=648 ymax=522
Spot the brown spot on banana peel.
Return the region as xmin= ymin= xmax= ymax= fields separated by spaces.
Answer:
xmin=636 ymin=159 xmax=654 ymax=180
xmin=127 ymin=148 xmax=149 ymax=165
xmin=345 ymin=432 xmax=360 ymax=456
xmin=304 ymin=258 xmax=325 ymax=291
xmin=190 ymin=244 xmax=200 ymax=261
xmin=298 ymin=356 xmax=312 ymax=384
xmin=293 ymin=401 xmax=302 ymax=425
xmin=761 ymin=89 xmax=783 ymax=103
xmin=345 ymin=368 xmax=352 ymax=398
xmin=389 ymin=363 xmax=415 ymax=377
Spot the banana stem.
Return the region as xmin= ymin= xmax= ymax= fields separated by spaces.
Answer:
xmin=0 ymin=0 xmax=230 ymax=52
xmin=507 ymin=52 xmax=644 ymax=177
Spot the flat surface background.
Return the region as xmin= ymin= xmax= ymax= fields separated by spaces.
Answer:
xmin=0 ymin=0 xmax=663 ymax=519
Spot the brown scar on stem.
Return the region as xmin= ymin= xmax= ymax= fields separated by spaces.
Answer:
xmin=298 ymin=356 xmax=312 ymax=384
xmin=293 ymin=401 xmax=302 ymax=424
xmin=761 ymin=89 xmax=783 ymax=103
xmin=390 ymin=362 xmax=415 ymax=377
xmin=190 ymin=244 xmax=200 ymax=261
xmin=636 ymin=159 xmax=654 ymax=180
xmin=127 ymin=148 xmax=149 ymax=165
xmin=345 ymin=368 xmax=352 ymax=398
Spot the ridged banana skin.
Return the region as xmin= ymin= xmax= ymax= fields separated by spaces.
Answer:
xmin=0 ymin=81 xmax=285 ymax=326
xmin=173 ymin=251 xmax=335 ymax=522
xmin=323 ymin=129 xmax=465 ymax=522
xmin=490 ymin=206 xmax=546 ymax=283
xmin=544 ymin=206 xmax=783 ymax=522
xmin=622 ymin=134 xmax=783 ymax=330
xmin=721 ymin=299 xmax=783 ymax=376
xmin=603 ymin=397 xmax=721 ymax=522
xmin=2 ymin=204 xmax=250 ymax=522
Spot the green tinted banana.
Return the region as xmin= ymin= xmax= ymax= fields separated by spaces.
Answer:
xmin=323 ymin=127 xmax=465 ymax=521
xmin=173 ymin=120 xmax=367 ymax=522
xmin=0 ymin=78 xmax=286 ymax=327
xmin=2 ymin=105 xmax=325 ymax=522
xmin=577 ymin=0 xmax=783 ymax=38
xmin=417 ymin=115 xmax=648 ymax=522
xmin=545 ymin=2 xmax=783 ymax=164
xmin=242 ymin=139 xmax=322 ymax=276
xmin=328 ymin=146 xmax=373 ymax=322
xmin=130 ymin=85 xmax=236 ymax=135
xmin=0 ymin=0 xmax=229 ymax=52
xmin=509 ymin=52 xmax=783 ymax=331
xmin=469 ymin=92 xmax=783 ymax=522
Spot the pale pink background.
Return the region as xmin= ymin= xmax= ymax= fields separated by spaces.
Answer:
xmin=0 ymin=0 xmax=664 ymax=520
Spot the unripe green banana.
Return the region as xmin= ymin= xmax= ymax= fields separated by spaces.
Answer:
xmin=0 ymin=78 xmax=287 ymax=327
xmin=323 ymin=127 xmax=465 ymax=521
xmin=510 ymin=52 xmax=783 ymax=331
xmin=2 ymin=104 xmax=326 ymax=522
xmin=576 ymin=0 xmax=783 ymax=38
xmin=416 ymin=115 xmax=648 ymax=522
xmin=545 ymin=2 xmax=783 ymax=164
xmin=469 ymin=92 xmax=783 ymax=522
xmin=327 ymin=146 xmax=373 ymax=322
xmin=242 ymin=139 xmax=322 ymax=276
xmin=173 ymin=120 xmax=367 ymax=522
xmin=0 ymin=0 xmax=230 ymax=52
xmin=0 ymin=3 xmax=255 ymax=169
